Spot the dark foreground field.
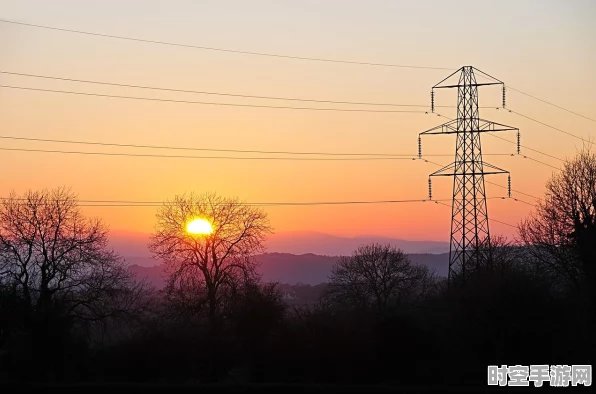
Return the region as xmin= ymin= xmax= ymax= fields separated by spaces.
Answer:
xmin=4 ymin=383 xmax=574 ymax=393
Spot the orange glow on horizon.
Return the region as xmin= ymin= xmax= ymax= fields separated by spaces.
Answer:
xmin=1 ymin=2 xmax=593 ymax=242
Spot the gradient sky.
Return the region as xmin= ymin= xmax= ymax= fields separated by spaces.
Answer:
xmin=1 ymin=0 xmax=595 ymax=242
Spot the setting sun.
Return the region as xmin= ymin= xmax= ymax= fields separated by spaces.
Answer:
xmin=186 ymin=218 xmax=213 ymax=235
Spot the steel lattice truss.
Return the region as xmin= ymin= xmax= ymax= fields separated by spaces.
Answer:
xmin=419 ymin=66 xmax=519 ymax=285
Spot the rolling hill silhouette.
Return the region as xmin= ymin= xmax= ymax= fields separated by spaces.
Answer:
xmin=111 ymin=230 xmax=449 ymax=262
xmin=265 ymin=231 xmax=450 ymax=255
xmin=129 ymin=252 xmax=448 ymax=287
xmin=114 ymin=230 xmax=449 ymax=286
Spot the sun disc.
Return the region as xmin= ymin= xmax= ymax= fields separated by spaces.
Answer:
xmin=186 ymin=218 xmax=213 ymax=235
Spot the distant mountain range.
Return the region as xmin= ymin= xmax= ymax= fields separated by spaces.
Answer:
xmin=110 ymin=230 xmax=449 ymax=263
xmin=128 ymin=252 xmax=448 ymax=287
xmin=112 ymin=230 xmax=449 ymax=286
xmin=264 ymin=231 xmax=450 ymax=255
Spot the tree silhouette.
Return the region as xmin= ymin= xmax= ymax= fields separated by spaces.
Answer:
xmin=0 ymin=188 xmax=146 ymax=380
xmin=148 ymin=192 xmax=272 ymax=327
xmin=519 ymin=148 xmax=596 ymax=297
xmin=324 ymin=243 xmax=436 ymax=311
xmin=0 ymin=188 xmax=145 ymax=328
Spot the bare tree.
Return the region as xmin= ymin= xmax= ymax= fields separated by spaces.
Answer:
xmin=148 ymin=192 xmax=272 ymax=326
xmin=448 ymin=235 xmax=528 ymax=285
xmin=324 ymin=243 xmax=436 ymax=311
xmin=519 ymin=148 xmax=596 ymax=295
xmin=0 ymin=188 xmax=146 ymax=335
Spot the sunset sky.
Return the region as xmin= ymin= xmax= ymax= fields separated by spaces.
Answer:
xmin=1 ymin=0 xmax=595 ymax=242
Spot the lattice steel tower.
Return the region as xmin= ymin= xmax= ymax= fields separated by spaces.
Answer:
xmin=418 ymin=66 xmax=519 ymax=285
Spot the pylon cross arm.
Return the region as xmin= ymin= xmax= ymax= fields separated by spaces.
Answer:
xmin=420 ymin=119 xmax=518 ymax=135
xmin=434 ymin=82 xmax=502 ymax=89
xmin=419 ymin=119 xmax=458 ymax=135
xmin=428 ymin=161 xmax=509 ymax=177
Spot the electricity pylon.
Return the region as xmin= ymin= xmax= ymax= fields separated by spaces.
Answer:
xmin=418 ymin=66 xmax=519 ymax=286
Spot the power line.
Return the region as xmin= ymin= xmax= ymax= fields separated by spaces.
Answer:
xmin=0 ymin=71 xmax=508 ymax=111
xmin=0 ymin=135 xmax=513 ymax=159
xmin=3 ymin=20 xmax=593 ymax=126
xmin=489 ymin=218 xmax=518 ymax=228
xmin=0 ymin=84 xmax=427 ymax=113
xmin=422 ymin=158 xmax=541 ymax=201
xmin=510 ymin=110 xmax=595 ymax=147
xmin=0 ymin=195 xmax=522 ymax=228
xmin=0 ymin=94 xmax=560 ymax=165
xmin=421 ymin=143 xmax=559 ymax=172
xmin=441 ymin=86 xmax=595 ymax=126
xmin=0 ymin=146 xmax=517 ymax=161
xmin=433 ymin=200 xmax=518 ymax=228
xmin=79 ymin=199 xmax=447 ymax=207
xmin=510 ymin=198 xmax=536 ymax=207
xmin=0 ymin=135 xmax=409 ymax=157
xmin=0 ymin=19 xmax=452 ymax=71
xmin=485 ymin=133 xmax=564 ymax=162
xmin=0 ymin=71 xmax=434 ymax=108
xmin=0 ymin=196 xmax=509 ymax=207
xmin=0 ymin=197 xmax=455 ymax=206
xmin=521 ymin=155 xmax=560 ymax=171
xmin=0 ymin=135 xmax=432 ymax=157
xmin=489 ymin=180 xmax=539 ymax=201
xmin=435 ymin=112 xmax=562 ymax=170
xmin=507 ymin=86 xmax=596 ymax=124
xmin=0 ymin=146 xmax=422 ymax=161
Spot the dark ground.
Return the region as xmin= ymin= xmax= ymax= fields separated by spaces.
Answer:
xmin=5 ymin=382 xmax=583 ymax=393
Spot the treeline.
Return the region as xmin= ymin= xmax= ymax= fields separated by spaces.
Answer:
xmin=1 ymin=150 xmax=595 ymax=387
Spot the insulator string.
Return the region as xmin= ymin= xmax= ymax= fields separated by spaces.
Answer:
xmin=431 ymin=90 xmax=435 ymax=113
xmin=428 ymin=178 xmax=432 ymax=200
xmin=418 ymin=136 xmax=422 ymax=159
xmin=502 ymin=85 xmax=506 ymax=109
